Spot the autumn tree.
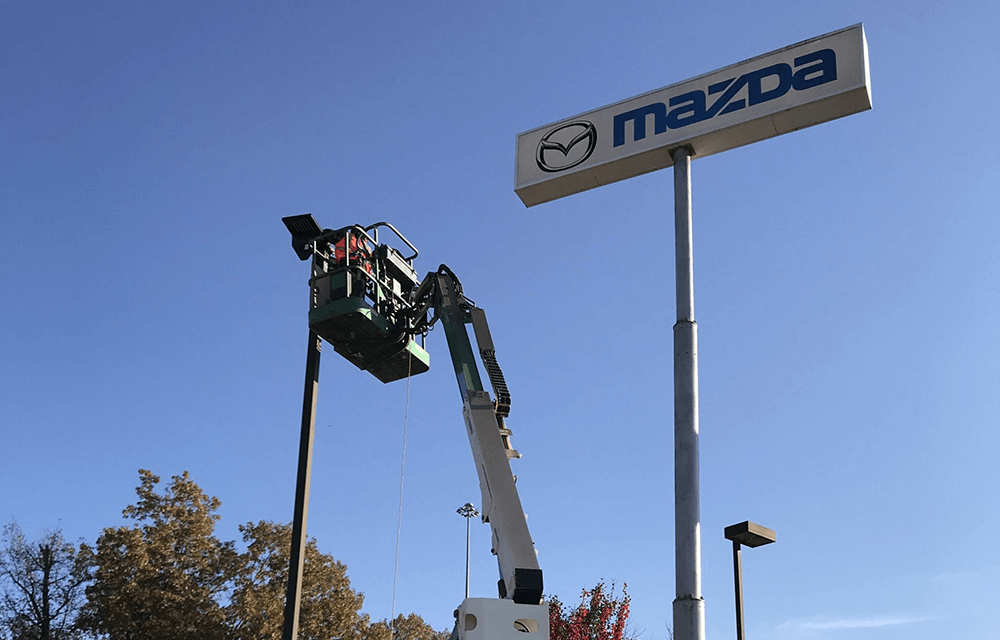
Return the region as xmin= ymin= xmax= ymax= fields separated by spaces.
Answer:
xmin=548 ymin=582 xmax=632 ymax=640
xmin=79 ymin=469 xmax=444 ymax=640
xmin=0 ymin=522 xmax=90 ymax=640
xmin=361 ymin=612 xmax=450 ymax=640
xmin=227 ymin=520 xmax=367 ymax=640
xmin=79 ymin=469 xmax=238 ymax=640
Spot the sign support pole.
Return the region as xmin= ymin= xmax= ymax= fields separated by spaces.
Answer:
xmin=671 ymin=146 xmax=705 ymax=640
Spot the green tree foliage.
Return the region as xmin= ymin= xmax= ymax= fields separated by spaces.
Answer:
xmin=0 ymin=521 xmax=91 ymax=640
xmin=548 ymin=582 xmax=632 ymax=640
xmin=79 ymin=469 xmax=238 ymax=640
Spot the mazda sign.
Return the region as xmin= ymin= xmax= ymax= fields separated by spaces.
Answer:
xmin=514 ymin=24 xmax=871 ymax=207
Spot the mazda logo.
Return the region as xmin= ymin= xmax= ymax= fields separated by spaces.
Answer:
xmin=536 ymin=121 xmax=597 ymax=173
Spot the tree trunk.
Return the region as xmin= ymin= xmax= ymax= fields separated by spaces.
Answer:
xmin=41 ymin=544 xmax=52 ymax=640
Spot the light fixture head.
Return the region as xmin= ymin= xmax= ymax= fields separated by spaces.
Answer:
xmin=724 ymin=521 xmax=776 ymax=548
xmin=282 ymin=213 xmax=325 ymax=261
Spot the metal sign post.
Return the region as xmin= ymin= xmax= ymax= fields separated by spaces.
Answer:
xmin=671 ymin=146 xmax=703 ymax=640
xmin=514 ymin=24 xmax=872 ymax=640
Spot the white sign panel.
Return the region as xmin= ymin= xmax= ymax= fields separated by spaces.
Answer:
xmin=515 ymin=24 xmax=871 ymax=207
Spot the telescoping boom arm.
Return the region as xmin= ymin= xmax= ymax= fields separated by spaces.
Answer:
xmin=412 ymin=266 xmax=542 ymax=604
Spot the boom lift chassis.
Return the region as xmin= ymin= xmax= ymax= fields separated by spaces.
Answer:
xmin=281 ymin=215 xmax=548 ymax=640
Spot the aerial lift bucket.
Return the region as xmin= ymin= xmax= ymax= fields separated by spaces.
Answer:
xmin=309 ymin=295 xmax=430 ymax=383
xmin=289 ymin=218 xmax=430 ymax=384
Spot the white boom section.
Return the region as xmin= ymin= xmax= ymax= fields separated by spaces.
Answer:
xmin=462 ymin=389 xmax=540 ymax=599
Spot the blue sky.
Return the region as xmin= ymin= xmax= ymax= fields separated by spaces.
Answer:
xmin=2 ymin=1 xmax=998 ymax=639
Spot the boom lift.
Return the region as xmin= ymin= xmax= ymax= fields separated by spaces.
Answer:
xmin=283 ymin=215 xmax=548 ymax=640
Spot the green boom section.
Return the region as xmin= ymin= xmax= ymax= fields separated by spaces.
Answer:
xmin=434 ymin=274 xmax=484 ymax=396
xmin=309 ymin=296 xmax=430 ymax=383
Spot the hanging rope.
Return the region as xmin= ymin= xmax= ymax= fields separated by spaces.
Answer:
xmin=390 ymin=350 xmax=413 ymax=640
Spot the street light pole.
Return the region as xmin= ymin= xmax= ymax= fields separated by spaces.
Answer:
xmin=724 ymin=521 xmax=777 ymax=640
xmin=457 ymin=503 xmax=480 ymax=599
xmin=281 ymin=329 xmax=322 ymax=640
xmin=732 ymin=539 xmax=745 ymax=640
xmin=280 ymin=215 xmax=330 ymax=640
